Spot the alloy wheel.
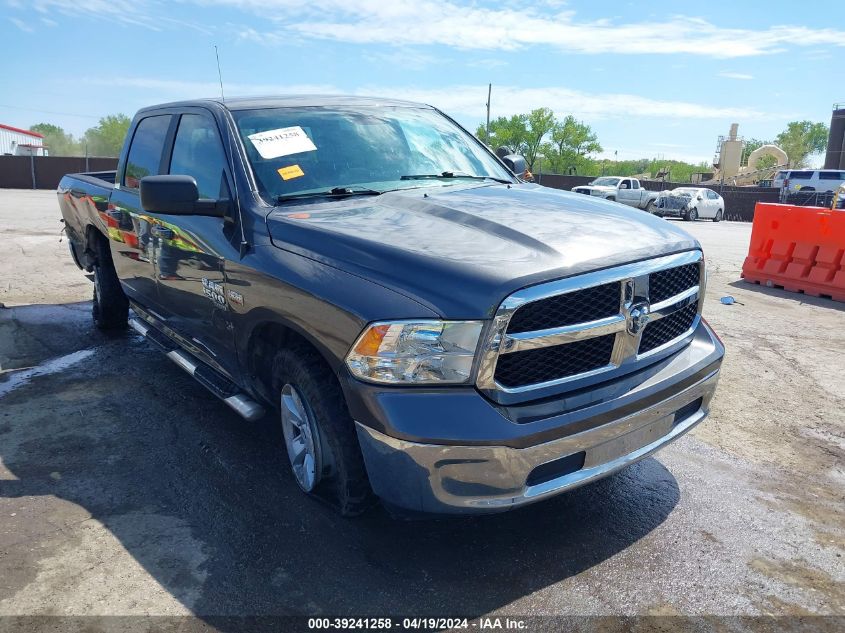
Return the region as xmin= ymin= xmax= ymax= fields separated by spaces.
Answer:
xmin=280 ymin=384 xmax=323 ymax=492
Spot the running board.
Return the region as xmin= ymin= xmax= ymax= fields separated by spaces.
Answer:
xmin=129 ymin=317 xmax=266 ymax=422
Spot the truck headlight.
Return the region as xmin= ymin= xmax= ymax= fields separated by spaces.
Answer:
xmin=346 ymin=320 xmax=483 ymax=384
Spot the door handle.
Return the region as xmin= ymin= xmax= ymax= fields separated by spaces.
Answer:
xmin=151 ymin=226 xmax=174 ymax=239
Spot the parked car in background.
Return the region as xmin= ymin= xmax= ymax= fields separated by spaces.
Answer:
xmin=772 ymin=169 xmax=845 ymax=193
xmin=571 ymin=177 xmax=659 ymax=211
xmin=655 ymin=187 xmax=725 ymax=222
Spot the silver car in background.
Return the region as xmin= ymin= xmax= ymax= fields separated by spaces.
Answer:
xmin=655 ymin=187 xmax=725 ymax=222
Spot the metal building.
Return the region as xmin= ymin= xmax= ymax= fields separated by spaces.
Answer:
xmin=0 ymin=124 xmax=47 ymax=156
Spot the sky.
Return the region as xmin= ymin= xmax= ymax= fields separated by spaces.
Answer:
xmin=1 ymin=0 xmax=843 ymax=166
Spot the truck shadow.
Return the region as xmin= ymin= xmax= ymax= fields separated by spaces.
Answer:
xmin=0 ymin=302 xmax=681 ymax=622
xmin=727 ymin=279 xmax=845 ymax=312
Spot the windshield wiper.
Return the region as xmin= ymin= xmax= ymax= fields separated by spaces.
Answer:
xmin=276 ymin=187 xmax=383 ymax=203
xmin=401 ymin=171 xmax=512 ymax=184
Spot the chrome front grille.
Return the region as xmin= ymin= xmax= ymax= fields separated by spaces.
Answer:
xmin=506 ymin=282 xmax=621 ymax=333
xmin=639 ymin=303 xmax=698 ymax=354
xmin=649 ymin=263 xmax=700 ymax=304
xmin=494 ymin=334 xmax=616 ymax=388
xmin=477 ymin=251 xmax=704 ymax=399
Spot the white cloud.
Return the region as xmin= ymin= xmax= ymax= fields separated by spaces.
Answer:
xmin=367 ymin=84 xmax=774 ymax=121
xmin=19 ymin=0 xmax=211 ymax=32
xmin=9 ymin=16 xmax=34 ymax=32
xmin=12 ymin=1 xmax=845 ymax=58
xmin=209 ymin=0 xmax=845 ymax=58
xmin=718 ymin=71 xmax=754 ymax=80
xmin=83 ymin=77 xmax=782 ymax=123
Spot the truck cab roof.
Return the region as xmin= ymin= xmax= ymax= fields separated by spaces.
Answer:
xmin=137 ymin=95 xmax=434 ymax=115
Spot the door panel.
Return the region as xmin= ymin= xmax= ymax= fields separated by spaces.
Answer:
xmin=108 ymin=114 xmax=172 ymax=312
xmin=153 ymin=111 xmax=240 ymax=379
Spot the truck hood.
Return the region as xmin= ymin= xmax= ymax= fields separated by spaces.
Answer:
xmin=265 ymin=183 xmax=699 ymax=317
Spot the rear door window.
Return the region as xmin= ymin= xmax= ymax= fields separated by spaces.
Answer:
xmin=631 ymin=180 xmax=640 ymax=189
xmin=123 ymin=115 xmax=171 ymax=190
xmin=818 ymin=171 xmax=845 ymax=180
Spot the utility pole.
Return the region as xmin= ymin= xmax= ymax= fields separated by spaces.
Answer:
xmin=485 ymin=83 xmax=491 ymax=144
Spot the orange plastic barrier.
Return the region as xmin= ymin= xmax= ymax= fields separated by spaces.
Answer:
xmin=742 ymin=203 xmax=845 ymax=302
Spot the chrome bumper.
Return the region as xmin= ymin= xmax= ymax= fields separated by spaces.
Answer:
xmin=355 ymin=368 xmax=719 ymax=514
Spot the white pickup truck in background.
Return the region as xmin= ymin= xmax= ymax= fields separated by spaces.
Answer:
xmin=572 ymin=177 xmax=660 ymax=211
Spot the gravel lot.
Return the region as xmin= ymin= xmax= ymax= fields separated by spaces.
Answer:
xmin=0 ymin=190 xmax=843 ymax=628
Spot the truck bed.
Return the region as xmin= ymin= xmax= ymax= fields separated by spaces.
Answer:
xmin=57 ymin=171 xmax=117 ymax=270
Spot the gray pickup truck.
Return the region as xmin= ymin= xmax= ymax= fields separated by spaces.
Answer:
xmin=572 ymin=177 xmax=660 ymax=211
xmin=57 ymin=96 xmax=723 ymax=516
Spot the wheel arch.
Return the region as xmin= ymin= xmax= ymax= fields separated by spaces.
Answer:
xmin=241 ymin=314 xmax=345 ymax=407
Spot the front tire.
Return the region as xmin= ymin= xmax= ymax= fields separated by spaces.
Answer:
xmin=272 ymin=345 xmax=373 ymax=515
xmin=645 ymin=200 xmax=654 ymax=214
xmin=91 ymin=235 xmax=128 ymax=330
xmin=713 ymin=209 xmax=723 ymax=222
xmin=685 ymin=207 xmax=698 ymax=222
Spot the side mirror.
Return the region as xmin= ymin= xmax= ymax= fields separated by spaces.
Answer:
xmin=619 ymin=183 xmax=629 ymax=189
xmin=697 ymin=195 xmax=703 ymax=200
xmin=502 ymin=154 xmax=527 ymax=177
xmin=140 ymin=175 xmax=226 ymax=216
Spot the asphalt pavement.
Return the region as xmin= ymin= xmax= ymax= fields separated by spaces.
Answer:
xmin=0 ymin=190 xmax=843 ymax=629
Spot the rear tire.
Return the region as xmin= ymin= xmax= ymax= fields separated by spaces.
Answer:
xmin=713 ymin=209 xmax=723 ymax=222
xmin=685 ymin=207 xmax=698 ymax=222
xmin=91 ymin=235 xmax=128 ymax=330
xmin=271 ymin=344 xmax=373 ymax=516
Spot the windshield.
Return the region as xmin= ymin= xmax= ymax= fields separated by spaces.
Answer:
xmin=232 ymin=106 xmax=514 ymax=201
xmin=590 ymin=177 xmax=620 ymax=186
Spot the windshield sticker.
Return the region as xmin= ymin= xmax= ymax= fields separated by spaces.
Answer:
xmin=278 ymin=164 xmax=305 ymax=180
xmin=248 ymin=126 xmax=317 ymax=159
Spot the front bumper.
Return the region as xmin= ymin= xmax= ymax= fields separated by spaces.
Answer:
xmin=352 ymin=321 xmax=723 ymax=514
xmin=655 ymin=202 xmax=690 ymax=217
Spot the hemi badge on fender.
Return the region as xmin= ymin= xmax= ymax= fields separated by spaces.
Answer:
xmin=227 ymin=289 xmax=244 ymax=306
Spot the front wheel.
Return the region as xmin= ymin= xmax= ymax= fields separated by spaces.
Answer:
xmin=272 ymin=345 xmax=373 ymax=515
xmin=607 ymin=196 xmax=616 ymax=202
xmin=713 ymin=209 xmax=723 ymax=222
xmin=645 ymin=200 xmax=655 ymax=214
xmin=685 ymin=207 xmax=698 ymax=222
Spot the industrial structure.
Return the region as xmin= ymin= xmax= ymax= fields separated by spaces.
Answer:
xmin=0 ymin=124 xmax=47 ymax=156
xmin=705 ymin=123 xmax=786 ymax=186
xmin=824 ymin=103 xmax=845 ymax=170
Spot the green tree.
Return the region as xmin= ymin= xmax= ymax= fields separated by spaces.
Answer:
xmin=755 ymin=154 xmax=778 ymax=170
xmin=775 ymin=121 xmax=828 ymax=168
xmin=29 ymin=123 xmax=82 ymax=156
xmin=546 ymin=115 xmax=602 ymax=173
xmin=478 ymin=114 xmax=529 ymax=157
xmin=741 ymin=138 xmax=769 ymax=166
xmin=522 ymin=108 xmax=556 ymax=170
xmin=84 ymin=114 xmax=131 ymax=157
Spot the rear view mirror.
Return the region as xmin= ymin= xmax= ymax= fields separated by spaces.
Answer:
xmin=140 ymin=175 xmax=226 ymax=216
xmin=502 ymin=154 xmax=527 ymax=177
